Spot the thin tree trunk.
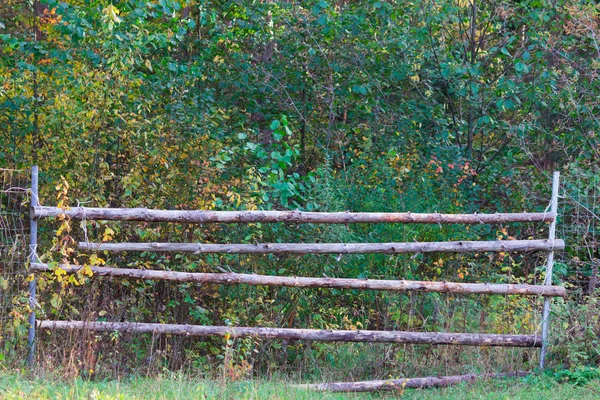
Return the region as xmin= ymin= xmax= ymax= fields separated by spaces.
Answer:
xmin=38 ymin=321 xmax=541 ymax=347
xmin=30 ymin=263 xmax=566 ymax=297
xmin=33 ymin=206 xmax=557 ymax=224
xmin=589 ymin=260 xmax=598 ymax=295
xmin=295 ymin=371 xmax=529 ymax=392
xmin=77 ymin=239 xmax=564 ymax=254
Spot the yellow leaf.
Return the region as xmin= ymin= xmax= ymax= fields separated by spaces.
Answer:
xmin=82 ymin=264 xmax=94 ymax=277
xmin=102 ymin=227 xmax=115 ymax=242
xmin=102 ymin=4 xmax=122 ymax=23
xmin=144 ymin=59 xmax=153 ymax=72
xmin=89 ymin=254 xmax=105 ymax=266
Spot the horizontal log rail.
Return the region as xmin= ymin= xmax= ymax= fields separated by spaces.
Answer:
xmin=295 ymin=371 xmax=529 ymax=392
xmin=37 ymin=321 xmax=541 ymax=347
xmin=30 ymin=263 xmax=567 ymax=297
xmin=79 ymin=239 xmax=565 ymax=254
xmin=33 ymin=206 xmax=556 ymax=224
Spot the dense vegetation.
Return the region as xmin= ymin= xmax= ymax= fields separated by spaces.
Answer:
xmin=1 ymin=0 xmax=599 ymax=385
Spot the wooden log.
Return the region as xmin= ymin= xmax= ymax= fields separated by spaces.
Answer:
xmin=30 ymin=263 xmax=567 ymax=297
xmin=37 ymin=321 xmax=541 ymax=347
xmin=295 ymin=371 xmax=529 ymax=392
xmin=33 ymin=206 xmax=556 ymax=224
xmin=78 ymin=239 xmax=565 ymax=254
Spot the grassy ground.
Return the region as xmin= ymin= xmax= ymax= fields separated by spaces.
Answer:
xmin=1 ymin=372 xmax=599 ymax=399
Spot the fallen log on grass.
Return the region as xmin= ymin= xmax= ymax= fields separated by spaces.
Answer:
xmin=294 ymin=371 xmax=530 ymax=392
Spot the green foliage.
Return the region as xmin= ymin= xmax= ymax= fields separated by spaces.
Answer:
xmin=550 ymin=293 xmax=600 ymax=368
xmin=1 ymin=0 xmax=599 ymax=379
xmin=551 ymin=367 xmax=600 ymax=386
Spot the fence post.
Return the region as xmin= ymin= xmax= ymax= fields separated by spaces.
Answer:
xmin=539 ymin=171 xmax=560 ymax=369
xmin=27 ymin=165 xmax=39 ymax=366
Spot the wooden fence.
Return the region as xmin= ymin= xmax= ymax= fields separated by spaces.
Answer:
xmin=27 ymin=166 xmax=564 ymax=391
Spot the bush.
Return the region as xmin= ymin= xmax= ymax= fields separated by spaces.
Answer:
xmin=549 ymin=292 xmax=600 ymax=368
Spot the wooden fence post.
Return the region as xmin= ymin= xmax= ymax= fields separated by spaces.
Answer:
xmin=27 ymin=165 xmax=39 ymax=366
xmin=540 ymin=171 xmax=560 ymax=369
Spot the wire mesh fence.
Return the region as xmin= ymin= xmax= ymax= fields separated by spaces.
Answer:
xmin=559 ymin=168 xmax=600 ymax=294
xmin=0 ymin=168 xmax=30 ymax=360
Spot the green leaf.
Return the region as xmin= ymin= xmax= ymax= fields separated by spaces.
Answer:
xmin=50 ymin=293 xmax=62 ymax=309
xmin=352 ymin=85 xmax=367 ymax=95
xmin=270 ymin=120 xmax=280 ymax=130
xmin=515 ymin=62 xmax=528 ymax=73
xmin=478 ymin=115 xmax=491 ymax=124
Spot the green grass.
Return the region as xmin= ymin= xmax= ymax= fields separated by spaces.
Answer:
xmin=404 ymin=374 xmax=600 ymax=400
xmin=1 ymin=372 xmax=599 ymax=399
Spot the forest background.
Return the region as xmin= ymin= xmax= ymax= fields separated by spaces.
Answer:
xmin=1 ymin=0 xmax=599 ymax=383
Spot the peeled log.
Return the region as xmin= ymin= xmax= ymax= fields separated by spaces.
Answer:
xmin=78 ymin=239 xmax=564 ymax=254
xmin=295 ymin=371 xmax=530 ymax=392
xmin=32 ymin=206 xmax=555 ymax=224
xmin=30 ymin=263 xmax=567 ymax=297
xmin=37 ymin=321 xmax=541 ymax=347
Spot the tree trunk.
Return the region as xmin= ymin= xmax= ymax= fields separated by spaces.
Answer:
xmin=33 ymin=206 xmax=557 ymax=224
xmin=31 ymin=263 xmax=566 ymax=297
xmin=295 ymin=371 xmax=529 ymax=392
xmin=38 ymin=320 xmax=541 ymax=347
xmin=78 ymin=239 xmax=564 ymax=254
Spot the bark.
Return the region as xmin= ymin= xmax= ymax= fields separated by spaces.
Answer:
xmin=30 ymin=263 xmax=566 ymax=297
xmin=37 ymin=321 xmax=541 ymax=347
xmin=295 ymin=371 xmax=529 ymax=392
xmin=78 ymin=239 xmax=565 ymax=254
xmin=33 ymin=206 xmax=556 ymax=224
